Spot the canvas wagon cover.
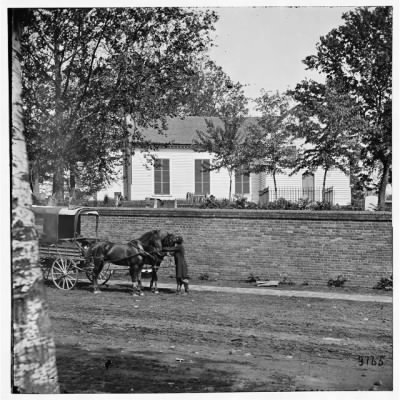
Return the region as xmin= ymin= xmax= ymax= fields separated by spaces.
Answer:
xmin=32 ymin=206 xmax=99 ymax=243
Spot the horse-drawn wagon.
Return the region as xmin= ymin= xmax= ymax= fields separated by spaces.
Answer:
xmin=33 ymin=205 xmax=112 ymax=290
xmin=33 ymin=205 xmax=177 ymax=295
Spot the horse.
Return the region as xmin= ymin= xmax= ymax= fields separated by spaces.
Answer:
xmin=133 ymin=230 xmax=177 ymax=293
xmin=87 ymin=240 xmax=154 ymax=295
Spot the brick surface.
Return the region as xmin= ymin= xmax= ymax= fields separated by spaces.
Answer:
xmin=81 ymin=208 xmax=392 ymax=288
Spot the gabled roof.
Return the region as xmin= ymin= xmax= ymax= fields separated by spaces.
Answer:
xmin=138 ymin=116 xmax=258 ymax=145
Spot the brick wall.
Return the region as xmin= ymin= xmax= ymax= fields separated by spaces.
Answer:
xmin=81 ymin=208 xmax=392 ymax=288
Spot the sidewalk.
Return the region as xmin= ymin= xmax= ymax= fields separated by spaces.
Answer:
xmin=107 ymin=280 xmax=392 ymax=303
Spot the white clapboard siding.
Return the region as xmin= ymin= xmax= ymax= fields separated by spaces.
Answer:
xmin=167 ymin=148 xmax=196 ymax=196
xmin=210 ymin=167 xmax=231 ymax=199
xmin=264 ymin=170 xmax=303 ymax=189
xmin=320 ymin=168 xmax=351 ymax=205
xmin=131 ymin=151 xmax=154 ymax=199
xmin=130 ymin=148 xmax=260 ymax=201
xmin=250 ymin=173 xmax=261 ymax=203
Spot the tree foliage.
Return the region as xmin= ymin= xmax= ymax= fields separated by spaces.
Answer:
xmin=183 ymin=59 xmax=245 ymax=117
xmin=287 ymin=80 xmax=367 ymax=197
xmin=192 ymin=80 xmax=249 ymax=200
xmin=21 ymin=7 xmax=218 ymax=199
xmin=303 ymin=6 xmax=392 ymax=208
xmin=242 ymin=91 xmax=296 ymax=198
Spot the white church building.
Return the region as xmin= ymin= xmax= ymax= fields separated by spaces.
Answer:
xmin=97 ymin=116 xmax=351 ymax=205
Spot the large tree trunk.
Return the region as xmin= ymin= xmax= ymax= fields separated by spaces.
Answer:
xmin=123 ymin=113 xmax=135 ymax=200
xmin=228 ymin=169 xmax=233 ymax=201
xmin=11 ymin=9 xmax=59 ymax=394
xmin=52 ymin=25 xmax=64 ymax=203
xmin=377 ymin=158 xmax=390 ymax=210
xmin=69 ymin=165 xmax=76 ymax=201
xmin=272 ymin=170 xmax=277 ymax=201
xmin=30 ymin=160 xmax=40 ymax=200
xmin=52 ymin=164 xmax=64 ymax=202
xmin=322 ymin=167 xmax=328 ymax=202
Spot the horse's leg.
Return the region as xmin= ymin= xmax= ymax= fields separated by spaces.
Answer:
xmin=129 ymin=263 xmax=144 ymax=296
xmin=151 ymin=267 xmax=159 ymax=294
xmin=93 ymin=258 xmax=104 ymax=294
xmin=138 ymin=269 xmax=144 ymax=293
xmin=149 ymin=263 xmax=154 ymax=291
xmin=129 ymin=264 xmax=138 ymax=296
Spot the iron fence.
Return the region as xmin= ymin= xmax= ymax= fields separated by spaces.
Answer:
xmin=260 ymin=186 xmax=335 ymax=204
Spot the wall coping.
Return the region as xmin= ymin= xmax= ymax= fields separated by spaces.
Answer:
xmin=95 ymin=207 xmax=392 ymax=222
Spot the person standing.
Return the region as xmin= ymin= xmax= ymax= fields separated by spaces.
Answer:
xmin=164 ymin=236 xmax=189 ymax=294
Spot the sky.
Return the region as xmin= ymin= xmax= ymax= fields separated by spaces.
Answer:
xmin=207 ymin=6 xmax=356 ymax=114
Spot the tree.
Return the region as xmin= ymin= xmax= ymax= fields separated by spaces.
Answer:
xmin=183 ymin=59 xmax=242 ymax=117
xmin=192 ymin=80 xmax=249 ymax=200
xmin=243 ymin=91 xmax=296 ymax=200
xmin=303 ymin=6 xmax=392 ymax=209
xmin=21 ymin=8 xmax=218 ymax=200
xmin=11 ymin=9 xmax=59 ymax=393
xmin=287 ymin=80 xmax=366 ymax=201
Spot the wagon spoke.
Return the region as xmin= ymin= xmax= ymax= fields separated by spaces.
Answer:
xmin=52 ymin=262 xmax=63 ymax=273
xmin=62 ymin=261 xmax=69 ymax=274
xmin=64 ymin=275 xmax=73 ymax=289
xmin=61 ymin=277 xmax=67 ymax=290
xmin=64 ymin=274 xmax=74 ymax=289
xmin=56 ymin=259 xmax=65 ymax=272
xmin=54 ymin=260 xmax=67 ymax=274
xmin=52 ymin=267 xmax=64 ymax=280
xmin=65 ymin=271 xmax=75 ymax=280
xmin=66 ymin=277 xmax=74 ymax=289
xmin=52 ymin=272 xmax=63 ymax=280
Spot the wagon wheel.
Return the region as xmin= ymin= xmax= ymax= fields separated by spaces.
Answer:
xmin=51 ymin=258 xmax=79 ymax=290
xmin=85 ymin=262 xmax=113 ymax=285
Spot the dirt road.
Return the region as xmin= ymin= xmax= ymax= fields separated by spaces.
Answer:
xmin=46 ymin=280 xmax=392 ymax=393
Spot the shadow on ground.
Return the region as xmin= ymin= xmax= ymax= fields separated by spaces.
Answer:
xmin=56 ymin=343 xmax=240 ymax=393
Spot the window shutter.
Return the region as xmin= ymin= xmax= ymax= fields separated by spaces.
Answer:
xmin=202 ymin=160 xmax=210 ymax=194
xmin=154 ymin=166 xmax=162 ymax=195
xmin=243 ymin=173 xmax=250 ymax=193
xmin=162 ymin=159 xmax=170 ymax=195
xmin=195 ymin=160 xmax=202 ymax=194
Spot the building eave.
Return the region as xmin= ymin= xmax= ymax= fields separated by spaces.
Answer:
xmin=133 ymin=143 xmax=193 ymax=150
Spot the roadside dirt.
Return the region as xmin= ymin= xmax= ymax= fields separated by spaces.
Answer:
xmin=45 ymin=278 xmax=393 ymax=393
